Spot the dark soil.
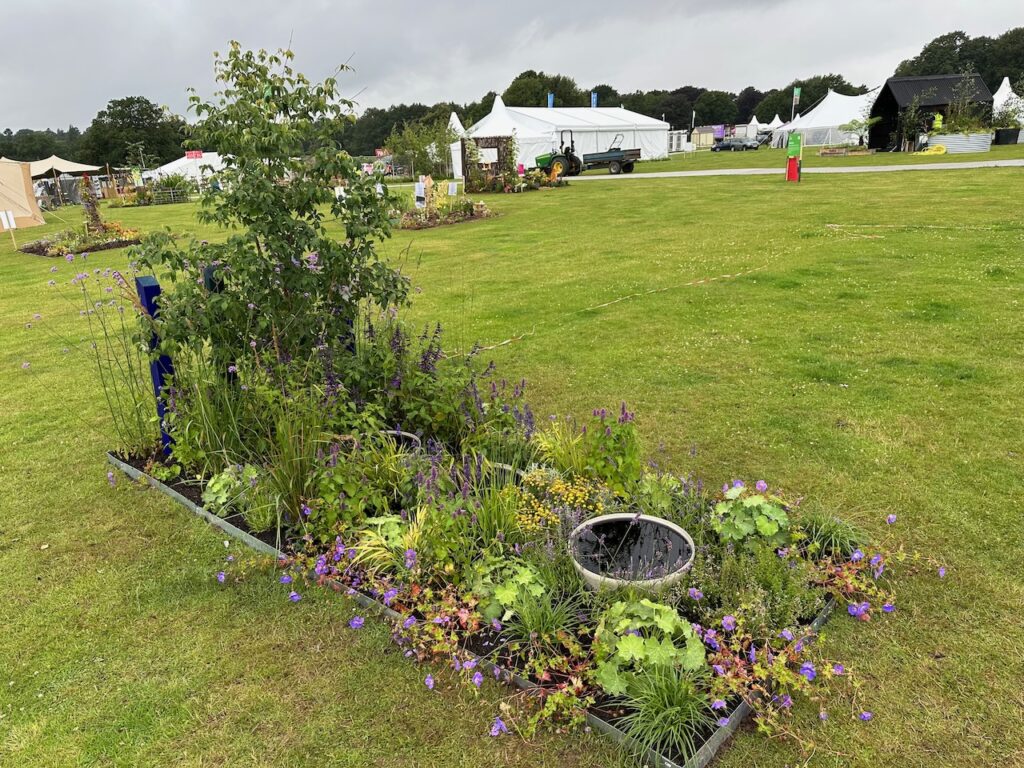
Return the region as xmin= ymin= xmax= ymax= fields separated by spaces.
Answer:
xmin=117 ymin=451 xmax=281 ymax=550
xmin=20 ymin=238 xmax=141 ymax=257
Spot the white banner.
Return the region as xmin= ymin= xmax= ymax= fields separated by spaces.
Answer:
xmin=0 ymin=210 xmax=16 ymax=230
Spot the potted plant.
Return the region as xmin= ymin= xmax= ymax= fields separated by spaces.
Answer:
xmin=992 ymin=103 xmax=1022 ymax=145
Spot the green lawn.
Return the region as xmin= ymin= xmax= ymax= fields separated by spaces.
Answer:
xmin=3 ymin=167 xmax=1024 ymax=767
xmin=580 ymin=141 xmax=1024 ymax=175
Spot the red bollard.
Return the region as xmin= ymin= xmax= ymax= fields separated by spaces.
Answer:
xmin=786 ymin=155 xmax=801 ymax=182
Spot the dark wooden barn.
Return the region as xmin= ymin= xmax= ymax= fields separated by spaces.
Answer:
xmin=868 ymin=74 xmax=993 ymax=149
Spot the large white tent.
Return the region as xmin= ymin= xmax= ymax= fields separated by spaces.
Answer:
xmin=143 ymin=152 xmax=225 ymax=184
xmin=773 ymin=88 xmax=879 ymax=147
xmin=458 ymin=95 xmax=669 ymax=173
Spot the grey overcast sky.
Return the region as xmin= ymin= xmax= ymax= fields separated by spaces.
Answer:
xmin=2 ymin=0 xmax=1021 ymax=129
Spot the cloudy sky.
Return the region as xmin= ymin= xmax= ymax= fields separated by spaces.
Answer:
xmin=2 ymin=0 xmax=1020 ymax=129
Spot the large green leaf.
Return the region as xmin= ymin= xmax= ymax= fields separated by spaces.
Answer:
xmin=616 ymin=633 xmax=646 ymax=662
xmin=594 ymin=662 xmax=629 ymax=696
xmin=681 ymin=634 xmax=706 ymax=671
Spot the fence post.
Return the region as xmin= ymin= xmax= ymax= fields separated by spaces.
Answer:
xmin=135 ymin=275 xmax=175 ymax=458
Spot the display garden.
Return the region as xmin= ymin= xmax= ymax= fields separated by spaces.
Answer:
xmin=5 ymin=46 xmax=1024 ymax=768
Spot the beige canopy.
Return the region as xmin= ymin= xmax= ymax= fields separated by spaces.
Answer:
xmin=0 ymin=159 xmax=46 ymax=228
xmin=29 ymin=154 xmax=100 ymax=178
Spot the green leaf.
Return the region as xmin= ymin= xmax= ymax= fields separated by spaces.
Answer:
xmin=680 ymin=634 xmax=706 ymax=671
xmin=644 ymin=636 xmax=678 ymax=667
xmin=593 ymin=662 xmax=628 ymax=696
xmin=616 ymin=633 xmax=646 ymax=662
xmin=756 ymin=516 xmax=780 ymax=537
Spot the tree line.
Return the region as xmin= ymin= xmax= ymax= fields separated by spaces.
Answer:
xmin=3 ymin=27 xmax=1021 ymax=166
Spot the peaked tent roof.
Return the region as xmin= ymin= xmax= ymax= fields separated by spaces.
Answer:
xmin=993 ymin=76 xmax=1024 ymax=115
xmin=29 ymin=155 xmax=101 ymax=178
xmin=881 ymin=74 xmax=992 ymax=108
xmin=781 ymin=88 xmax=879 ymax=132
xmin=448 ymin=111 xmax=466 ymax=136
xmin=0 ymin=159 xmax=46 ymax=228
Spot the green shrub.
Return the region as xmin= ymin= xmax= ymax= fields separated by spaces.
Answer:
xmin=712 ymin=483 xmax=790 ymax=548
xmin=618 ymin=666 xmax=714 ymax=764
xmin=797 ymin=510 xmax=866 ymax=560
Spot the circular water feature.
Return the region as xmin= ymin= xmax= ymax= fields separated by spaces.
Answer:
xmin=569 ymin=513 xmax=695 ymax=590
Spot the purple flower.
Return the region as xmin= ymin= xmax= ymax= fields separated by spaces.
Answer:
xmin=226 ymin=555 xmax=234 ymax=562
xmin=722 ymin=615 xmax=736 ymax=631
xmin=755 ymin=480 xmax=768 ymax=492
xmin=216 ymin=571 xmax=225 ymax=583
xmin=886 ymin=514 xmax=897 ymax=524
xmin=712 ymin=664 xmax=725 ymax=676
xmin=847 ymin=602 xmax=870 ymax=618
xmin=851 ymin=549 xmax=864 ymax=562
xmin=779 ymin=629 xmax=794 ymax=642
xmin=717 ymin=717 xmax=730 ymax=728
xmin=463 ymin=659 xmax=477 ymax=670
xmin=819 ymin=711 xmax=829 ymax=721
xmin=711 ymin=699 xmax=726 ymax=710
xmin=349 ymin=616 xmax=364 ymax=629
xmin=65 ymin=254 xmax=74 ymax=262
xmin=300 ymin=504 xmax=312 ymax=517
xmin=748 ymin=644 xmax=757 ymax=664
xmin=288 ymin=591 xmax=301 ymax=602
xmin=404 ymin=548 xmax=417 ymax=569
xmin=383 ymin=588 xmax=399 ymax=606
xmin=859 ymin=711 xmax=873 ymax=721
xmin=832 ymin=663 xmax=845 ymax=675
xmin=938 ymin=567 xmax=946 ymax=578
xmin=21 ymin=362 xmax=30 ymax=370
xmin=491 ymin=618 xmax=502 ymax=632
xmin=732 ymin=480 xmax=745 ymax=489
xmin=883 ymin=602 xmax=895 ymax=613
xmin=425 ymin=674 xmax=434 ymax=690
xmin=688 ymin=587 xmax=703 ymax=601
xmin=721 ymin=483 xmax=729 ymax=494
xmin=107 ymin=471 xmax=116 ymax=487
xmin=489 ymin=716 xmax=508 ymax=737
xmin=403 ymin=616 xmax=416 ymax=630
xmin=870 ymin=554 xmax=882 ymax=567
xmin=779 ymin=695 xmax=793 ymax=709
xmin=799 ymin=661 xmax=816 ymax=681
xmin=228 ymin=365 xmax=238 ymax=373
xmin=472 ymin=671 xmax=483 ymax=688
xmin=280 ymin=574 xmax=293 ymax=584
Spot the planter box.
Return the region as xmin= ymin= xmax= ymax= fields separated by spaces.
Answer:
xmin=993 ymin=128 xmax=1021 ymax=145
xmin=929 ymin=132 xmax=992 ymax=154
xmin=109 ymin=452 xmax=835 ymax=768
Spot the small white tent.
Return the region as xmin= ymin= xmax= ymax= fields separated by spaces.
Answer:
xmin=144 ymin=152 xmax=225 ymax=184
xmin=28 ymin=155 xmax=100 ymax=178
xmin=768 ymin=114 xmax=785 ymax=130
xmin=993 ymin=76 xmax=1024 ymax=118
xmin=773 ymin=89 xmax=879 ymax=147
xmin=457 ymin=95 xmax=669 ymax=174
xmin=448 ymin=112 xmax=466 ymax=179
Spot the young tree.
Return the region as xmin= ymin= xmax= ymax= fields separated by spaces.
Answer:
xmin=137 ymin=43 xmax=408 ymax=366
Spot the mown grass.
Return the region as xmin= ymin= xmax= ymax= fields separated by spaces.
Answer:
xmin=580 ymin=141 xmax=1024 ymax=175
xmin=3 ymin=166 xmax=1024 ymax=767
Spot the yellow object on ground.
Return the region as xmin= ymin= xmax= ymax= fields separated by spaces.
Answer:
xmin=915 ymin=144 xmax=947 ymax=155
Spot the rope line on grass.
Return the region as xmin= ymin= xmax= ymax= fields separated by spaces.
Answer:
xmin=469 ymin=263 xmax=769 ymax=354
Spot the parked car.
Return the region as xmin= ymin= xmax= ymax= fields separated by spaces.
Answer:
xmin=711 ymin=137 xmax=760 ymax=152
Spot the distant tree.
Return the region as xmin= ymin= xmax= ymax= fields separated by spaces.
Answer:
xmin=735 ymin=86 xmax=765 ymax=123
xmin=79 ymin=96 xmax=185 ymax=167
xmin=502 ymin=70 xmax=585 ymax=107
xmin=657 ymin=92 xmax=693 ymax=129
xmin=693 ymin=90 xmax=738 ymax=125
xmin=896 ymin=31 xmax=971 ymax=77
xmin=385 ymin=118 xmax=456 ymax=177
xmin=591 ymin=83 xmax=620 ymax=106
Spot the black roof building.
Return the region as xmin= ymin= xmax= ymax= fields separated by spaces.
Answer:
xmin=868 ymin=74 xmax=993 ymax=149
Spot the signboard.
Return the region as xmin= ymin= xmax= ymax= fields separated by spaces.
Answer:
xmin=414 ymin=182 xmax=426 ymax=209
xmin=374 ymin=148 xmax=386 ymax=157
xmin=792 ymin=86 xmax=801 ymax=106
xmin=0 ymin=210 xmax=16 ymax=230
xmin=185 ymin=150 xmax=204 ymax=160
xmin=713 ymin=124 xmax=725 ymax=139
xmin=447 ymin=181 xmax=458 ymax=196
xmin=375 ymin=182 xmax=384 ymax=197
xmin=787 ymin=132 xmax=802 ymax=158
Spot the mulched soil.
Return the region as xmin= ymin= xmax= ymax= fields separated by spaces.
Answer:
xmin=20 ymin=238 xmax=141 ymax=257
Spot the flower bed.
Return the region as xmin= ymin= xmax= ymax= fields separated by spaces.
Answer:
xmin=48 ymin=45 xmax=935 ymax=767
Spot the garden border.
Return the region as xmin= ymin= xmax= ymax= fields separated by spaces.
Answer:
xmin=107 ymin=451 xmax=834 ymax=768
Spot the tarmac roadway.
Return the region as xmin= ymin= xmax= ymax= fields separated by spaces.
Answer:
xmin=572 ymin=158 xmax=1024 ymax=182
